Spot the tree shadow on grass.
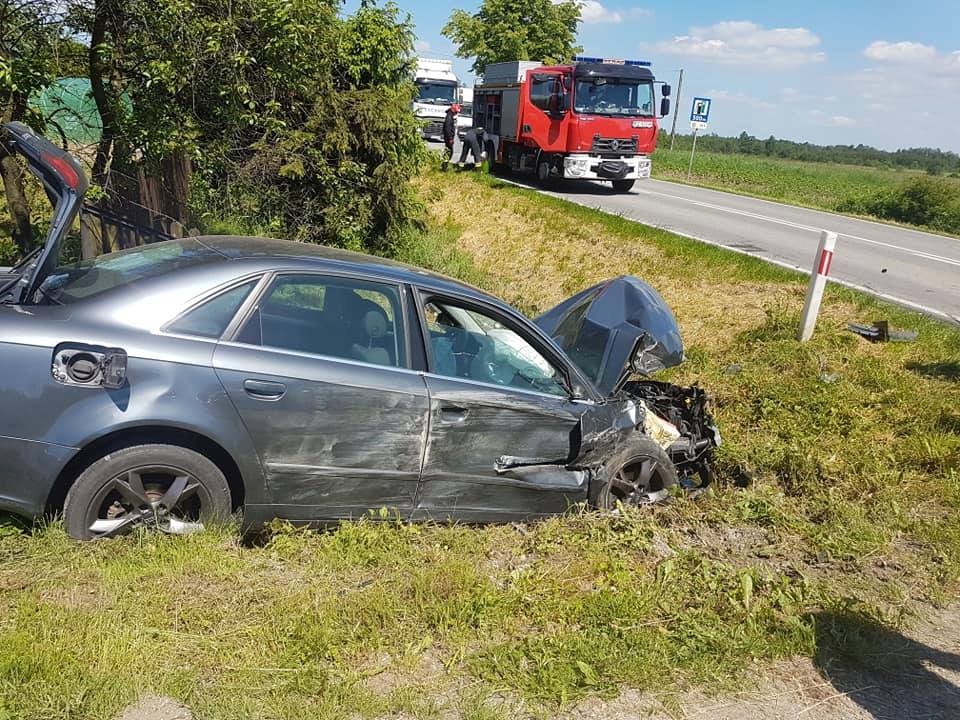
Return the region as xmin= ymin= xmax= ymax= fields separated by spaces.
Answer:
xmin=813 ymin=610 xmax=960 ymax=719
xmin=905 ymin=361 xmax=960 ymax=381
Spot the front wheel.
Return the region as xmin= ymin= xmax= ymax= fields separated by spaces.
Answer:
xmin=591 ymin=435 xmax=678 ymax=509
xmin=536 ymin=156 xmax=554 ymax=187
xmin=612 ymin=179 xmax=635 ymax=193
xmin=63 ymin=444 xmax=232 ymax=540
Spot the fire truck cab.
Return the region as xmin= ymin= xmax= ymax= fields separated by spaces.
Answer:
xmin=474 ymin=57 xmax=671 ymax=192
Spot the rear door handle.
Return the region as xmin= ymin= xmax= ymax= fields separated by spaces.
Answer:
xmin=439 ymin=404 xmax=469 ymax=423
xmin=243 ymin=379 xmax=286 ymax=400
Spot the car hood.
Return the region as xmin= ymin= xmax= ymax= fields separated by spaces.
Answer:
xmin=534 ymin=276 xmax=684 ymax=397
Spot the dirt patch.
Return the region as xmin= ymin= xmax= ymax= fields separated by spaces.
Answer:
xmin=116 ymin=695 xmax=192 ymax=720
xmin=558 ymin=603 xmax=960 ymax=719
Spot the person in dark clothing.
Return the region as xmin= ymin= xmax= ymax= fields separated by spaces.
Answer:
xmin=441 ymin=103 xmax=460 ymax=170
xmin=458 ymin=126 xmax=485 ymax=168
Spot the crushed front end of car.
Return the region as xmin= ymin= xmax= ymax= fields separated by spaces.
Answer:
xmin=536 ymin=276 xmax=721 ymax=494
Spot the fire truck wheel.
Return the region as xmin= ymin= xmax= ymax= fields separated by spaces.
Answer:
xmin=536 ymin=158 xmax=553 ymax=187
xmin=612 ymin=179 xmax=636 ymax=193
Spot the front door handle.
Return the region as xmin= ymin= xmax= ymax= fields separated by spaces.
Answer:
xmin=243 ymin=379 xmax=286 ymax=400
xmin=439 ymin=404 xmax=469 ymax=423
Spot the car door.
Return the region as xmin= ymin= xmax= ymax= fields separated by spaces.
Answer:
xmin=212 ymin=272 xmax=430 ymax=520
xmin=525 ymin=71 xmax=570 ymax=152
xmin=414 ymin=291 xmax=590 ymax=522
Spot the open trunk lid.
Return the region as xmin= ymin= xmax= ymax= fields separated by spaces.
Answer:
xmin=534 ymin=276 xmax=684 ymax=397
xmin=0 ymin=121 xmax=89 ymax=304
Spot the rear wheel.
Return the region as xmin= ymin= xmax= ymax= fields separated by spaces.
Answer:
xmin=63 ymin=444 xmax=232 ymax=540
xmin=591 ymin=435 xmax=678 ymax=509
xmin=612 ymin=179 xmax=635 ymax=193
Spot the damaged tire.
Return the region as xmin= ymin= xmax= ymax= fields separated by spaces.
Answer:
xmin=591 ymin=435 xmax=678 ymax=509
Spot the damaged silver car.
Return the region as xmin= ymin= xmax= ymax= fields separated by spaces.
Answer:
xmin=0 ymin=121 xmax=719 ymax=540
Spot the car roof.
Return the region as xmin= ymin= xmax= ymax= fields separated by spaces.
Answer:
xmin=194 ymin=235 xmax=499 ymax=306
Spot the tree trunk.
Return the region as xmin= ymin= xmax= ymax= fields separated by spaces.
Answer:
xmin=0 ymin=93 xmax=34 ymax=254
xmin=89 ymin=0 xmax=116 ymax=186
xmin=0 ymin=148 xmax=33 ymax=254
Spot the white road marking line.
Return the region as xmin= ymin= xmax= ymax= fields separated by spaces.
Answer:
xmin=639 ymin=189 xmax=960 ymax=269
xmin=649 ymin=178 xmax=960 ymax=245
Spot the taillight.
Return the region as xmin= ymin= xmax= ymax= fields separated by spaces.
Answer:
xmin=40 ymin=152 xmax=80 ymax=190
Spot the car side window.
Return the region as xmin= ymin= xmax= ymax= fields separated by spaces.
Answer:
xmin=167 ymin=280 xmax=258 ymax=338
xmin=422 ymin=298 xmax=568 ymax=396
xmin=236 ymin=274 xmax=406 ymax=368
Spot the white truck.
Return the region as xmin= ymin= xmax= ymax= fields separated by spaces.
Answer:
xmin=457 ymin=86 xmax=474 ymax=134
xmin=412 ymin=58 xmax=459 ymax=140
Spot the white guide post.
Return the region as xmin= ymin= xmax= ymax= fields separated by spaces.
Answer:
xmin=798 ymin=230 xmax=838 ymax=342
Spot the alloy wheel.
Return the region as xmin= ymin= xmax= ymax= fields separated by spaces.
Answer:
xmin=85 ymin=465 xmax=209 ymax=538
xmin=607 ymin=457 xmax=671 ymax=505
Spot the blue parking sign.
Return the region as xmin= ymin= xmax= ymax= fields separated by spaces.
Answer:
xmin=690 ymin=97 xmax=711 ymax=123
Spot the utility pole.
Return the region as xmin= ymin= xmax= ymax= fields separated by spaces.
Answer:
xmin=669 ymin=68 xmax=683 ymax=151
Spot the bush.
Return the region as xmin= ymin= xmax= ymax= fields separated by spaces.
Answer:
xmin=838 ymin=176 xmax=960 ymax=235
xmin=0 ymin=236 xmax=18 ymax=266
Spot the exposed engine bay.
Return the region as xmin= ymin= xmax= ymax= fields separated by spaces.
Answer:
xmin=624 ymin=380 xmax=721 ymax=490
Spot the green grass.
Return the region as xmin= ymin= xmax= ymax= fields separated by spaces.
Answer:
xmin=652 ymin=147 xmax=960 ymax=236
xmin=2 ymin=168 xmax=959 ymax=719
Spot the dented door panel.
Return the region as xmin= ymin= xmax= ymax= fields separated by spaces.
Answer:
xmin=213 ymin=342 xmax=430 ymax=517
xmin=416 ymin=375 xmax=586 ymax=520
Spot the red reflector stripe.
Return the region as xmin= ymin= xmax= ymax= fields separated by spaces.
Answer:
xmin=40 ymin=152 xmax=79 ymax=190
xmin=817 ymin=249 xmax=833 ymax=276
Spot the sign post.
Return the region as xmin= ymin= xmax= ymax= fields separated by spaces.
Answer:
xmin=798 ymin=230 xmax=838 ymax=342
xmin=687 ymin=97 xmax=711 ymax=180
xmin=687 ymin=127 xmax=699 ymax=180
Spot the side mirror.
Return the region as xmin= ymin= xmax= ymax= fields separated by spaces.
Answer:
xmin=660 ymin=97 xmax=671 ymax=117
xmin=569 ymin=382 xmax=589 ymax=400
xmin=548 ymin=91 xmax=566 ymax=116
xmin=630 ymin=332 xmax=667 ymax=376
xmin=662 ymin=84 xmax=672 ymax=97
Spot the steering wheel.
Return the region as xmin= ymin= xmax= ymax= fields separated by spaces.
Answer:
xmin=470 ymin=340 xmax=516 ymax=385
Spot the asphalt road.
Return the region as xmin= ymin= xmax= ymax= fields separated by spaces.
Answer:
xmin=529 ymin=177 xmax=960 ymax=324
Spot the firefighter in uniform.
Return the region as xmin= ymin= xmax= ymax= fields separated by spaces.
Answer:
xmin=458 ymin=126 xmax=486 ymax=168
xmin=442 ymin=103 xmax=460 ymax=170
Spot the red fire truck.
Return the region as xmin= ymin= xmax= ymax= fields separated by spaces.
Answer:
xmin=473 ymin=56 xmax=671 ymax=192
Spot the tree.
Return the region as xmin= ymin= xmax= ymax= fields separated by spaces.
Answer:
xmin=224 ymin=1 xmax=426 ymax=252
xmin=443 ymin=0 xmax=581 ymax=74
xmin=0 ymin=0 xmax=72 ymax=254
xmin=2 ymin=0 xmax=424 ymax=259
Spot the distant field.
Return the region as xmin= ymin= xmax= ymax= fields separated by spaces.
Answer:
xmin=652 ymin=148 xmax=960 ymax=236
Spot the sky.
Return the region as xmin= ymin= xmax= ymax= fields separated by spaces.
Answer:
xmin=354 ymin=0 xmax=960 ymax=152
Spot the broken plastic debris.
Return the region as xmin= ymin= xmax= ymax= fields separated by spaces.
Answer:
xmin=847 ymin=320 xmax=918 ymax=343
xmin=639 ymin=400 xmax=682 ymax=450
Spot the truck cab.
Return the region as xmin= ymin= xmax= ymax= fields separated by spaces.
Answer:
xmin=475 ymin=57 xmax=671 ymax=192
xmin=412 ymin=58 xmax=460 ymax=140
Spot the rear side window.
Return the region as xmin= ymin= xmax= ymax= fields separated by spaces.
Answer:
xmin=167 ymin=280 xmax=257 ymax=338
xmin=236 ymin=274 xmax=406 ymax=368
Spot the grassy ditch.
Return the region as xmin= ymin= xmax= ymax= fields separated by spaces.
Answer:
xmin=652 ymin=147 xmax=960 ymax=237
xmin=1 ymin=169 xmax=959 ymax=719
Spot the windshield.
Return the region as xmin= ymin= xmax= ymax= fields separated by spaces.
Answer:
xmin=34 ymin=239 xmax=222 ymax=305
xmin=415 ymin=81 xmax=457 ymax=104
xmin=574 ymin=78 xmax=654 ymax=117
